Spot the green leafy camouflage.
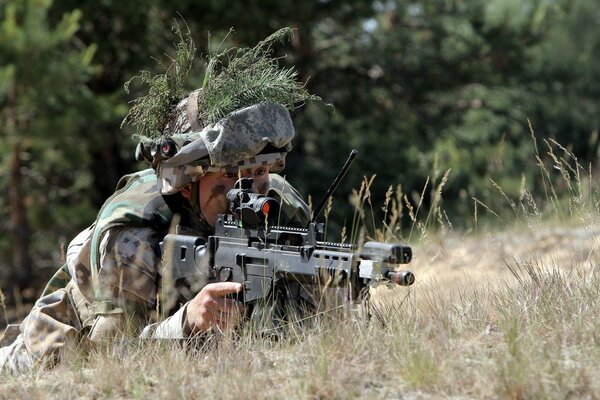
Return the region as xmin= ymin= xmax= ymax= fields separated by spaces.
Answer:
xmin=123 ymin=26 xmax=319 ymax=142
xmin=197 ymin=27 xmax=320 ymax=126
xmin=122 ymin=22 xmax=195 ymax=140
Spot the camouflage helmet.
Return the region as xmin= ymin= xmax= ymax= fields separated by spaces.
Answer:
xmin=136 ymin=96 xmax=294 ymax=195
xmin=128 ymin=27 xmax=318 ymax=195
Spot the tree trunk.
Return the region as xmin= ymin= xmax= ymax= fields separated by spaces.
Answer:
xmin=9 ymin=141 xmax=32 ymax=289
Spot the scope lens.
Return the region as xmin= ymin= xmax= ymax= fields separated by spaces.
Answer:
xmin=262 ymin=202 xmax=270 ymax=216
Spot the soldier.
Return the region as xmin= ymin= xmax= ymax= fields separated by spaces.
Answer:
xmin=0 ymin=28 xmax=315 ymax=374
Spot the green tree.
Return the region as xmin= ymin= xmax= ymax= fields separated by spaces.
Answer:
xmin=293 ymin=0 xmax=595 ymax=230
xmin=0 ymin=0 xmax=96 ymax=291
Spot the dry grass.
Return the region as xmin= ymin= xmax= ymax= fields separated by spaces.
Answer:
xmin=3 ymin=137 xmax=600 ymax=399
xmin=2 ymin=220 xmax=600 ymax=399
xmin=0 ymin=223 xmax=600 ymax=399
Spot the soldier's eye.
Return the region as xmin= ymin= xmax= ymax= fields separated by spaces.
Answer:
xmin=224 ymin=172 xmax=238 ymax=179
xmin=255 ymin=167 xmax=267 ymax=176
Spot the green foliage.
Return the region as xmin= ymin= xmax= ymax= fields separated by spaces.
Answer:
xmin=293 ymin=0 xmax=600 ymax=230
xmin=199 ymin=27 xmax=320 ymax=125
xmin=123 ymin=26 xmax=320 ymax=141
xmin=0 ymin=0 xmax=98 ymax=288
xmin=199 ymin=28 xmax=319 ymax=123
xmin=122 ymin=22 xmax=196 ymax=140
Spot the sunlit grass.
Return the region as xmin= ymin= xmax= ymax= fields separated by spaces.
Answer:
xmin=3 ymin=133 xmax=600 ymax=399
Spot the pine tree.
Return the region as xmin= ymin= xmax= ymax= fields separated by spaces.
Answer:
xmin=0 ymin=0 xmax=96 ymax=292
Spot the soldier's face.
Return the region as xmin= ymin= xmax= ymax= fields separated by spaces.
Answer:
xmin=191 ymin=166 xmax=270 ymax=227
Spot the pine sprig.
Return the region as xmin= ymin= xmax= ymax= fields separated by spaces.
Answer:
xmin=199 ymin=27 xmax=320 ymax=124
xmin=122 ymin=23 xmax=196 ymax=140
xmin=122 ymin=26 xmax=320 ymax=141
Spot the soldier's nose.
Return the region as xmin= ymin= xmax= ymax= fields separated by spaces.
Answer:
xmin=239 ymin=169 xmax=253 ymax=178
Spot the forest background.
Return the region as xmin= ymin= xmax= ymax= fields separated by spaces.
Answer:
xmin=1 ymin=0 xmax=599 ymax=320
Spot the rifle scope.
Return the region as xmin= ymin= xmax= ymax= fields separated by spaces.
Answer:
xmin=226 ymin=178 xmax=280 ymax=228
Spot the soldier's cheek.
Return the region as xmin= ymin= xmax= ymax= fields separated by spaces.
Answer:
xmin=254 ymin=179 xmax=269 ymax=195
xmin=218 ymin=197 xmax=229 ymax=214
xmin=211 ymin=184 xmax=229 ymax=212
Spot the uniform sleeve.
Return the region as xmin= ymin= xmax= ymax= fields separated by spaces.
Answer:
xmin=0 ymin=333 xmax=35 ymax=375
xmin=139 ymin=302 xmax=189 ymax=339
xmin=97 ymin=226 xmax=161 ymax=307
xmin=0 ymin=226 xmax=96 ymax=375
xmin=91 ymin=226 xmax=194 ymax=340
xmin=0 ymin=226 xmax=196 ymax=375
xmin=0 ymin=283 xmax=84 ymax=375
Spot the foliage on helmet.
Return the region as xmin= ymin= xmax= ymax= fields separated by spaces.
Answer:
xmin=198 ymin=27 xmax=320 ymax=126
xmin=122 ymin=24 xmax=320 ymax=142
xmin=122 ymin=22 xmax=195 ymax=140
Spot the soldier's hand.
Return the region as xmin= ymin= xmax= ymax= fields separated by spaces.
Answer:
xmin=185 ymin=282 xmax=244 ymax=335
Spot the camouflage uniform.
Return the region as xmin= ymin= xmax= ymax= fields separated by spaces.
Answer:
xmin=0 ymin=103 xmax=310 ymax=374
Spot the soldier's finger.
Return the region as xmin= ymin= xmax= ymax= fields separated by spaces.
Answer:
xmin=209 ymin=312 xmax=226 ymax=326
xmin=213 ymin=320 xmax=227 ymax=333
xmin=210 ymin=304 xmax=243 ymax=324
xmin=203 ymin=282 xmax=243 ymax=298
xmin=208 ymin=297 xmax=244 ymax=314
xmin=207 ymin=308 xmax=234 ymax=322
xmin=213 ymin=312 xmax=242 ymax=332
xmin=211 ymin=314 xmax=236 ymax=332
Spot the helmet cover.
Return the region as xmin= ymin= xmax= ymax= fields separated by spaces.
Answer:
xmin=154 ymin=102 xmax=294 ymax=194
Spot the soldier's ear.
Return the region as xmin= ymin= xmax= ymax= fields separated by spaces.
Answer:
xmin=180 ymin=185 xmax=192 ymax=200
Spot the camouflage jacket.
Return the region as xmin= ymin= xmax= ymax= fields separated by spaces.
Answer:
xmin=0 ymin=169 xmax=309 ymax=375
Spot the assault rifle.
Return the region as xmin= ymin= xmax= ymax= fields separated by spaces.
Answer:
xmin=160 ymin=151 xmax=415 ymax=305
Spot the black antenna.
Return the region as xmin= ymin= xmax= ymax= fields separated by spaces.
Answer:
xmin=311 ymin=149 xmax=359 ymax=223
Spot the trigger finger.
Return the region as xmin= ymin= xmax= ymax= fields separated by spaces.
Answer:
xmin=211 ymin=298 xmax=245 ymax=314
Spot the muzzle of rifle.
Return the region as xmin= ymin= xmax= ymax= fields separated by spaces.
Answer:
xmin=385 ymin=270 xmax=415 ymax=286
